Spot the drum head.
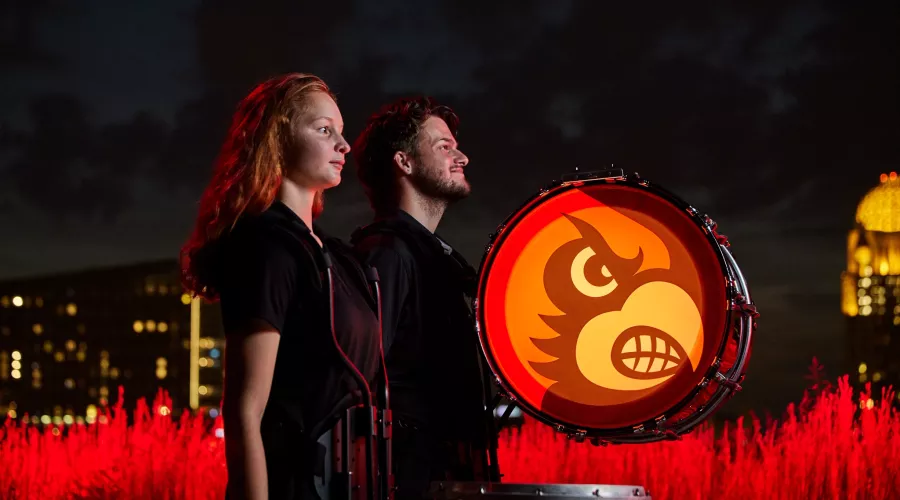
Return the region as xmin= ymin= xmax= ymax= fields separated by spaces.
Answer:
xmin=477 ymin=177 xmax=729 ymax=432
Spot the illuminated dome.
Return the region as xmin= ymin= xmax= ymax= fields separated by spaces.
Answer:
xmin=856 ymin=172 xmax=900 ymax=233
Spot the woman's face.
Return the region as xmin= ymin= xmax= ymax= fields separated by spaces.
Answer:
xmin=286 ymin=92 xmax=350 ymax=190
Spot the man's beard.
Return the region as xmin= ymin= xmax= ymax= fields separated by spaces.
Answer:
xmin=410 ymin=163 xmax=471 ymax=203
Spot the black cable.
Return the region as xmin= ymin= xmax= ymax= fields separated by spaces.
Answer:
xmin=366 ymin=266 xmax=392 ymax=499
xmin=323 ymin=252 xmax=376 ymax=500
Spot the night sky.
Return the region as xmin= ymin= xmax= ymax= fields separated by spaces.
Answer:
xmin=2 ymin=0 xmax=898 ymax=418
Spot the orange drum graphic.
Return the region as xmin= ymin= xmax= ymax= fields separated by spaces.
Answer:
xmin=476 ymin=171 xmax=756 ymax=440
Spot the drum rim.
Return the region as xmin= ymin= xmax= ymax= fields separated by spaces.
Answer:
xmin=474 ymin=170 xmax=747 ymax=440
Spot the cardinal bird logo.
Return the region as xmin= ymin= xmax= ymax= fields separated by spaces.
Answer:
xmin=530 ymin=212 xmax=704 ymax=409
xmin=480 ymin=185 xmax=720 ymax=428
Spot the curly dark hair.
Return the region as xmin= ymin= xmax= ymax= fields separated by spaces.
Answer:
xmin=352 ymin=96 xmax=459 ymax=216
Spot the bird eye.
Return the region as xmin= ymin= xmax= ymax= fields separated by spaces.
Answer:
xmin=571 ymin=247 xmax=618 ymax=297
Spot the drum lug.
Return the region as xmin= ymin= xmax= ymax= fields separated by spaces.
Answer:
xmin=566 ymin=429 xmax=588 ymax=443
xmin=589 ymin=437 xmax=609 ymax=447
xmin=715 ymin=371 xmax=743 ymax=392
xmin=654 ymin=429 xmax=682 ymax=441
xmin=632 ymin=171 xmax=650 ymax=187
xmin=730 ymin=294 xmax=760 ymax=318
xmin=703 ymin=214 xmax=731 ymax=247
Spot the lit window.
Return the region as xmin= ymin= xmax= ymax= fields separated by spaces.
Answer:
xmin=54 ymin=352 xmax=65 ymax=362
xmin=199 ymin=358 xmax=209 ymax=367
xmin=110 ymin=368 xmax=120 ymax=379
xmin=156 ymin=367 xmax=167 ymax=379
xmin=11 ymin=360 xmax=21 ymax=370
xmin=64 ymin=378 xmax=75 ymax=389
xmin=76 ymin=352 xmax=86 ymax=362
xmin=32 ymin=324 xmax=43 ymax=335
xmin=12 ymin=296 xmax=23 ymax=307
xmin=181 ymin=293 xmax=192 ymax=305
xmin=859 ymin=374 xmax=868 ymax=383
xmin=40 ymin=415 xmax=51 ymax=425
xmin=11 ymin=369 xmax=21 ymax=379
xmin=863 ymin=266 xmax=873 ymax=277
xmin=7 ymin=410 xmax=16 ymax=419
xmin=158 ymin=322 xmax=168 ymax=333
xmin=146 ymin=320 xmax=157 ymax=333
xmin=859 ymin=363 xmax=868 ymax=374
xmin=100 ymin=359 xmax=109 ymax=369
xmin=66 ymin=340 xmax=76 ymax=352
xmin=894 ymin=316 xmax=900 ymax=326
xmin=133 ymin=321 xmax=144 ymax=333
xmin=65 ymin=303 xmax=77 ymax=316
xmin=209 ymin=348 xmax=221 ymax=359
xmin=873 ymin=372 xmax=883 ymax=383
xmin=63 ymin=415 xmax=74 ymax=425
xmin=159 ymin=406 xmax=170 ymax=416
xmin=198 ymin=386 xmax=209 ymax=396
xmin=99 ymin=386 xmax=109 ymax=397
xmin=43 ymin=341 xmax=53 ymax=353
xmin=861 ymin=305 xmax=873 ymax=316
xmin=12 ymin=351 xmax=21 ymax=361
xmin=866 ymin=398 xmax=875 ymax=410
xmin=156 ymin=357 xmax=167 ymax=367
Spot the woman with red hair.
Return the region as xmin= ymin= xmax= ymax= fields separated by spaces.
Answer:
xmin=181 ymin=73 xmax=381 ymax=499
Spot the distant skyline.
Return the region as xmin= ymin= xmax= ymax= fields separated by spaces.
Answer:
xmin=2 ymin=0 xmax=898 ymax=417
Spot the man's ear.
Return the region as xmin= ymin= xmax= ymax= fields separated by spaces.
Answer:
xmin=393 ymin=151 xmax=412 ymax=175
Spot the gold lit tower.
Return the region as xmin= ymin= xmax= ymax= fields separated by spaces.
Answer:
xmin=841 ymin=172 xmax=900 ymax=403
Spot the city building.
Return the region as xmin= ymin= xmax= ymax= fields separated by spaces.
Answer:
xmin=0 ymin=260 xmax=224 ymax=425
xmin=841 ymin=172 xmax=900 ymax=405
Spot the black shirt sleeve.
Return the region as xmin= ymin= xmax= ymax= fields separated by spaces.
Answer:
xmin=358 ymin=237 xmax=412 ymax=353
xmin=217 ymin=230 xmax=299 ymax=335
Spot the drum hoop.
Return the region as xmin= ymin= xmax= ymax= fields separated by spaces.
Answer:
xmin=474 ymin=170 xmax=755 ymax=441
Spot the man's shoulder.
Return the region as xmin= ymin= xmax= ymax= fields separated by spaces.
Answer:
xmin=353 ymin=230 xmax=415 ymax=263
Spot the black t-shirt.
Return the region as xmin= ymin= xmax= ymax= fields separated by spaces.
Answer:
xmin=352 ymin=211 xmax=489 ymax=442
xmin=212 ymin=201 xmax=381 ymax=443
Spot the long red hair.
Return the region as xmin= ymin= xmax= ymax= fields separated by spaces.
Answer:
xmin=181 ymin=73 xmax=334 ymax=300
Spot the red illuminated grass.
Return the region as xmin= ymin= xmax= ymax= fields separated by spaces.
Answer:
xmin=1 ymin=376 xmax=898 ymax=499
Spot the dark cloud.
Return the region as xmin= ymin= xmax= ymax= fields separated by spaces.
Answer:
xmin=0 ymin=0 xmax=68 ymax=68
xmin=3 ymin=94 xmax=168 ymax=219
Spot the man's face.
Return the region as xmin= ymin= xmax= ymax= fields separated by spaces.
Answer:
xmin=408 ymin=116 xmax=471 ymax=202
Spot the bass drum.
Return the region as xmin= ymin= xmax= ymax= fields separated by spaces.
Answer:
xmin=475 ymin=169 xmax=757 ymax=443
